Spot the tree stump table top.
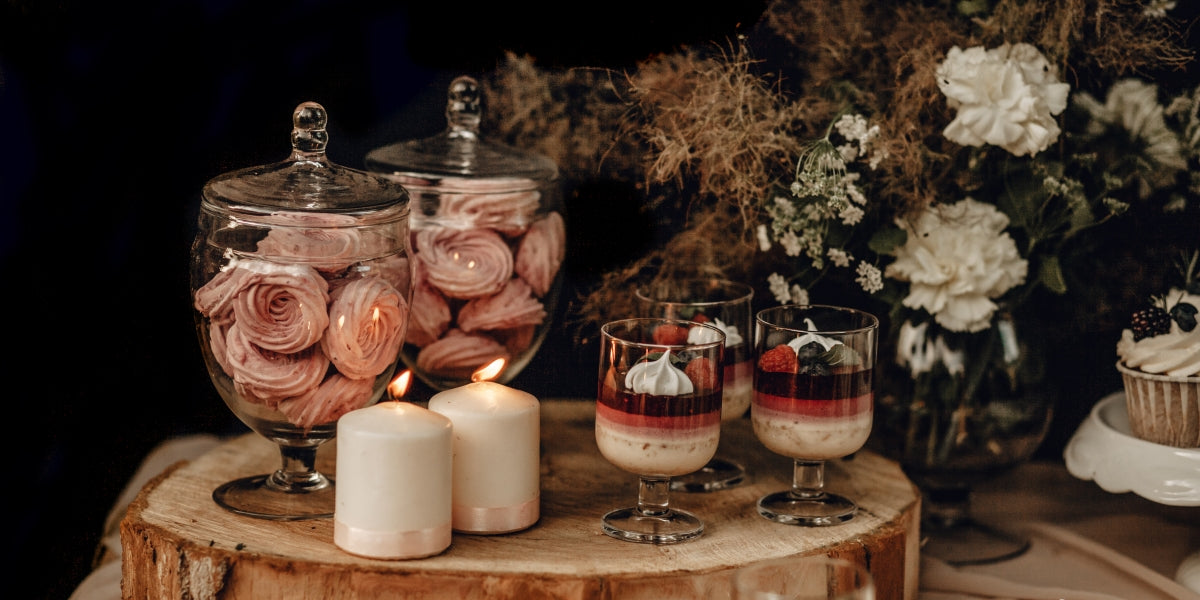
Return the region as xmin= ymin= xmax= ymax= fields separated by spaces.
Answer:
xmin=121 ymin=399 xmax=920 ymax=599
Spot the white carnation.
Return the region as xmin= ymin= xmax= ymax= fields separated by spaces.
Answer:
xmin=884 ymin=198 xmax=1028 ymax=332
xmin=936 ymin=43 xmax=1070 ymax=157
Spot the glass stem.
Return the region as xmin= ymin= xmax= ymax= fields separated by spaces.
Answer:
xmin=790 ymin=459 xmax=826 ymax=499
xmin=636 ymin=476 xmax=672 ymax=517
xmin=923 ymin=484 xmax=972 ymax=529
xmin=267 ymin=444 xmax=329 ymax=492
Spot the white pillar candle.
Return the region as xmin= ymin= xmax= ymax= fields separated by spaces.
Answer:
xmin=428 ymin=378 xmax=540 ymax=534
xmin=334 ymin=400 xmax=453 ymax=559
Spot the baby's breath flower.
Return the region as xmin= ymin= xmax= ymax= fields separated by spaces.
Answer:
xmin=827 ymin=248 xmax=852 ymax=268
xmin=789 ymin=285 xmax=810 ymax=305
xmin=767 ymin=273 xmax=791 ymax=304
xmin=1143 ymin=0 xmax=1176 ymax=18
xmin=756 ymin=224 xmax=772 ymax=251
xmin=855 ymin=262 xmax=884 ymax=294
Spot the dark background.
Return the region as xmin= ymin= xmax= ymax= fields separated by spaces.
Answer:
xmin=1 ymin=2 xmax=768 ymax=598
xmin=2 ymin=2 xmax=1196 ymax=599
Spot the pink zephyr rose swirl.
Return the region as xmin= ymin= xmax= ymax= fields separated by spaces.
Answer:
xmin=277 ymin=373 xmax=375 ymax=429
xmin=230 ymin=260 xmax=331 ymax=354
xmin=255 ymin=211 xmax=364 ymax=273
xmin=193 ymin=264 xmax=255 ymax=326
xmin=224 ymin=323 xmax=330 ymax=404
xmin=422 ymin=177 xmax=541 ymax=234
xmin=322 ymin=277 xmax=410 ymax=380
xmin=405 ymin=259 xmax=451 ymax=348
xmin=514 ymin=211 xmax=566 ymax=297
xmin=414 ymin=227 xmax=513 ymax=300
xmin=416 ymin=328 xmax=511 ymax=381
xmin=457 ymin=278 xmax=547 ymax=333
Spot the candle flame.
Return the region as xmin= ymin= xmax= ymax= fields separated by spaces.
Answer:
xmin=472 ymin=358 xmax=506 ymax=382
xmin=388 ymin=370 xmax=412 ymax=400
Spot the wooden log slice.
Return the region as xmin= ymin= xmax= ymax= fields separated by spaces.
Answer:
xmin=121 ymin=399 xmax=920 ymax=599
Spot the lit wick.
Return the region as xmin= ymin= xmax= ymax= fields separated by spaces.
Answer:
xmin=472 ymin=358 xmax=506 ymax=383
xmin=388 ymin=370 xmax=412 ymax=401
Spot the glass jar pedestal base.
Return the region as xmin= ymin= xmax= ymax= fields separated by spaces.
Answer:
xmin=919 ymin=484 xmax=1030 ymax=565
xmin=212 ymin=473 xmax=335 ymax=520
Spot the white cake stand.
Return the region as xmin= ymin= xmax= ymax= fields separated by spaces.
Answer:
xmin=1064 ymin=391 xmax=1200 ymax=592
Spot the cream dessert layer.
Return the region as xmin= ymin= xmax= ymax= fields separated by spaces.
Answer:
xmin=751 ymin=398 xmax=873 ymax=460
xmin=595 ymin=403 xmax=719 ymax=477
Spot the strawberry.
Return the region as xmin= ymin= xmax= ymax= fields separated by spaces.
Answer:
xmin=691 ymin=312 xmax=710 ymax=323
xmin=758 ymin=344 xmax=798 ymax=373
xmin=652 ymin=323 xmax=689 ymax=345
xmin=684 ymin=357 xmax=718 ymax=392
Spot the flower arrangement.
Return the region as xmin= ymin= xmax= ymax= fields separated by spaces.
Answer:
xmin=477 ymin=0 xmax=1199 ymax=394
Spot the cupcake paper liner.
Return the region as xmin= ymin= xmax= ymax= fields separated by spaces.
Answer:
xmin=1117 ymin=361 xmax=1200 ymax=448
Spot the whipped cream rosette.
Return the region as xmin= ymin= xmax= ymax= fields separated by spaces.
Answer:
xmin=365 ymin=75 xmax=563 ymax=390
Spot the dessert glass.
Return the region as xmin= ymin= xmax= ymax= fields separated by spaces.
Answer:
xmin=190 ymin=102 xmax=413 ymax=520
xmin=595 ymin=318 xmax=724 ymax=544
xmin=635 ymin=278 xmax=753 ymax=492
xmin=365 ymin=75 xmax=564 ymax=393
xmin=751 ymin=305 xmax=878 ymax=526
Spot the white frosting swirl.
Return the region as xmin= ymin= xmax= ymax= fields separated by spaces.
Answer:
xmin=689 ymin=318 xmax=742 ymax=347
xmin=625 ymin=351 xmax=694 ymax=396
xmin=1117 ymin=289 xmax=1200 ymax=377
xmin=786 ymin=317 xmax=843 ymax=353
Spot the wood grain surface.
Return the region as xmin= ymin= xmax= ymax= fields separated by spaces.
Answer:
xmin=121 ymin=399 xmax=920 ymax=599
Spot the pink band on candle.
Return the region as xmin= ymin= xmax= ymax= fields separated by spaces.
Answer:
xmin=451 ymin=495 xmax=540 ymax=534
xmin=334 ymin=520 xmax=452 ymax=559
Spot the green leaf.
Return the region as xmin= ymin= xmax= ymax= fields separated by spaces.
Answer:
xmin=1038 ymin=256 xmax=1067 ymax=295
xmin=868 ymin=225 xmax=906 ymax=255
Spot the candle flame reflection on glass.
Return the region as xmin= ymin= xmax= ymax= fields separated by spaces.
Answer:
xmin=473 ymin=358 xmax=506 ymax=382
xmin=388 ymin=370 xmax=413 ymax=400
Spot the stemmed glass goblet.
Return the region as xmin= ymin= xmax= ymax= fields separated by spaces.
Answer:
xmin=190 ymin=101 xmax=413 ymax=520
xmin=595 ymin=318 xmax=725 ymax=543
xmin=636 ymin=279 xmax=754 ymax=492
xmin=751 ymin=305 xmax=878 ymax=526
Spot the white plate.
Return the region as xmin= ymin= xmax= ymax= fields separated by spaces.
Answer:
xmin=1064 ymin=391 xmax=1200 ymax=506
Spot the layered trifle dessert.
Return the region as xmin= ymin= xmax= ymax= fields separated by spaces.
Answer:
xmin=753 ymin=332 xmax=873 ymax=460
xmin=596 ymin=348 xmax=722 ymax=477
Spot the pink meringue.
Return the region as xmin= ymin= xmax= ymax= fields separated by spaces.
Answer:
xmin=514 ymin=211 xmax=565 ymax=297
xmin=277 ymin=373 xmax=376 ymax=429
xmin=457 ymin=278 xmax=547 ymax=333
xmin=416 ymin=329 xmax=511 ymax=381
xmin=414 ymin=227 xmax=513 ymax=300
xmin=230 ymin=261 xmax=331 ymax=354
xmin=224 ymin=323 xmax=330 ymax=403
xmin=322 ymin=277 xmax=409 ymax=380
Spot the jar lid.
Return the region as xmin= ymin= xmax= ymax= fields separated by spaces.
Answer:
xmin=364 ymin=76 xmax=558 ymax=190
xmin=203 ymin=101 xmax=410 ymax=213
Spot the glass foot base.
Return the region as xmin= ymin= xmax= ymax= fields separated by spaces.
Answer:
xmin=601 ymin=507 xmax=704 ymax=544
xmin=213 ymin=474 xmax=335 ymax=520
xmin=670 ymin=457 xmax=746 ymax=492
xmin=921 ymin=518 xmax=1030 ymax=565
xmin=756 ymin=490 xmax=856 ymax=526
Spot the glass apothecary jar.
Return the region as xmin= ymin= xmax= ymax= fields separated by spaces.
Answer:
xmin=365 ymin=75 xmax=564 ymax=391
xmin=190 ymin=101 xmax=413 ymax=519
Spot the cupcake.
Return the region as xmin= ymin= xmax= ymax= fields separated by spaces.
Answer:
xmin=1115 ymin=287 xmax=1200 ymax=447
